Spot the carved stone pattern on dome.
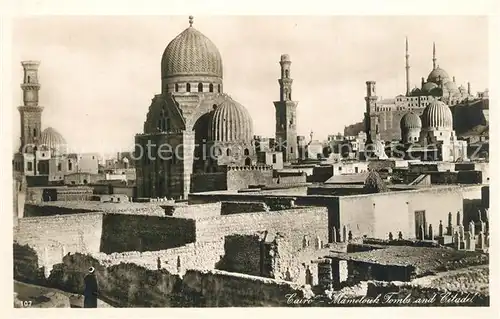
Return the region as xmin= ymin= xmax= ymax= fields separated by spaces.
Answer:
xmin=162 ymin=28 xmax=223 ymax=78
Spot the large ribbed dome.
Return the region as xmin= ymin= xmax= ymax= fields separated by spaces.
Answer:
xmin=161 ymin=20 xmax=223 ymax=79
xmin=210 ymin=97 xmax=253 ymax=142
xmin=400 ymin=112 xmax=422 ymax=130
xmin=427 ymin=67 xmax=449 ymax=84
xmin=39 ymin=127 xmax=67 ymax=153
xmin=422 ymin=100 xmax=453 ymax=129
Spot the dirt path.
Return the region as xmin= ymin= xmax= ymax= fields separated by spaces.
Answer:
xmin=14 ymin=280 xmax=113 ymax=308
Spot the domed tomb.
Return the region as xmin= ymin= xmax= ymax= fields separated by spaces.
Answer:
xmin=400 ymin=112 xmax=422 ymax=130
xmin=400 ymin=112 xmax=422 ymax=143
xmin=209 ymin=96 xmax=253 ymax=143
xmin=421 ymin=99 xmax=453 ymax=130
xmin=39 ymin=127 xmax=67 ymax=154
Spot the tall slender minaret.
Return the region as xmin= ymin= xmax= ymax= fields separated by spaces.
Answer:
xmin=18 ymin=61 xmax=44 ymax=152
xmin=274 ymin=54 xmax=298 ymax=163
xmin=405 ymin=37 xmax=411 ymax=96
xmin=432 ymin=42 xmax=437 ymax=70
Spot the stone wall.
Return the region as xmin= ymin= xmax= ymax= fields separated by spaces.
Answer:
xmin=195 ymin=206 xmax=329 ymax=253
xmin=23 ymin=204 xmax=95 ymax=217
xmin=227 ymin=169 xmax=273 ymax=190
xmin=24 ymin=201 xmax=165 ymax=217
xmin=100 ymin=214 xmax=196 ymax=253
xmin=92 ymin=241 xmax=224 ymax=274
xmin=14 ymin=213 xmax=104 ymax=269
xmin=190 ymin=172 xmax=227 ymax=193
xmin=164 ymin=202 xmax=222 ymax=219
xmin=220 ymin=201 xmax=269 ymax=215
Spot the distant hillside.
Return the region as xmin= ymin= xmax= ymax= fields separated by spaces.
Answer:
xmin=458 ymin=124 xmax=489 ymax=138
xmin=344 ymin=121 xmax=364 ymax=136
xmin=451 ymin=99 xmax=489 ymax=135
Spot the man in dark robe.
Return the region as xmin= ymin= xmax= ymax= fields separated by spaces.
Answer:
xmin=83 ymin=267 xmax=98 ymax=308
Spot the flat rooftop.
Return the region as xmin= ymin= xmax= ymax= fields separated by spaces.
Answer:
xmin=328 ymin=246 xmax=488 ymax=276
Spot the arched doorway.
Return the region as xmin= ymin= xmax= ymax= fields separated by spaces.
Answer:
xmin=244 ymin=157 xmax=251 ymax=166
xmin=192 ymin=112 xmax=212 ymax=173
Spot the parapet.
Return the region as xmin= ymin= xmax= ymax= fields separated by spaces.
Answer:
xmin=226 ymin=164 xmax=273 ymax=171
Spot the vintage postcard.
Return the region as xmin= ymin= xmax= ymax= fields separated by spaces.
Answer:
xmin=3 ymin=1 xmax=498 ymax=317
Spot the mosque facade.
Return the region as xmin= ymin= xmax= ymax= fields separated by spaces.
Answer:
xmin=365 ymin=39 xmax=489 ymax=143
xmin=135 ymin=17 xmax=298 ymax=199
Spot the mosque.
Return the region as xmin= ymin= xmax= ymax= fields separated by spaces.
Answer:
xmin=12 ymin=61 xmax=98 ymax=184
xmin=365 ymin=38 xmax=488 ymax=143
xmin=135 ymin=16 xmax=298 ymax=199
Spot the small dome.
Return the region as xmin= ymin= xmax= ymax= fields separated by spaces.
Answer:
xmin=39 ymin=127 xmax=67 ymax=153
xmin=400 ymin=112 xmax=422 ymax=130
xmin=427 ymin=67 xmax=450 ymax=84
xmin=421 ymin=81 xmax=438 ymax=93
xmin=210 ymin=97 xmax=253 ymax=142
xmin=422 ymin=99 xmax=453 ymax=129
xmin=443 ymin=80 xmax=459 ymax=94
xmin=122 ymin=157 xmax=129 ymax=163
xmin=161 ymin=22 xmax=223 ymax=80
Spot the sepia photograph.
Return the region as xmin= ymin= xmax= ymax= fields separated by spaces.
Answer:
xmin=7 ymin=11 xmax=493 ymax=311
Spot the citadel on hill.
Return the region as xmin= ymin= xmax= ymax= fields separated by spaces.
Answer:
xmin=13 ymin=17 xmax=490 ymax=308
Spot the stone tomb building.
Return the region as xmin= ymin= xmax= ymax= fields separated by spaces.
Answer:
xmin=135 ymin=17 xmax=299 ymax=199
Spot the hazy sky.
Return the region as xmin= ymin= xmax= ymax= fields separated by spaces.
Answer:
xmin=11 ymin=16 xmax=488 ymax=153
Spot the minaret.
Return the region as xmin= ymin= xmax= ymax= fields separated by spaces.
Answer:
xmin=18 ymin=61 xmax=44 ymax=152
xmin=274 ymin=54 xmax=298 ymax=163
xmin=405 ymin=37 xmax=411 ymax=96
xmin=364 ymin=81 xmax=378 ymax=143
xmin=432 ymin=42 xmax=437 ymax=70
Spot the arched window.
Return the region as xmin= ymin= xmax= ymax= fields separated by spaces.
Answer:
xmin=33 ymin=128 xmax=37 ymax=137
xmin=68 ymin=160 xmax=73 ymax=171
xmin=218 ymin=84 xmax=221 ymax=93
xmin=226 ymin=148 xmax=231 ymax=156
xmin=244 ymin=148 xmax=249 ymax=156
xmin=209 ymin=83 xmax=214 ymax=93
xmin=288 ymin=92 xmax=291 ymax=100
xmin=285 ymin=70 xmax=289 ymax=78
xmin=175 ymin=83 xmax=179 ymax=92
xmin=198 ymin=83 xmax=203 ymax=92
xmin=245 ymin=158 xmax=251 ymax=166
xmin=27 ymin=76 xmax=31 ymax=83
xmin=290 ymin=146 xmax=294 ymax=154
xmin=186 ymin=83 xmax=191 ymax=92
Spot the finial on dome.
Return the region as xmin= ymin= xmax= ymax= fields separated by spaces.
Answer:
xmin=189 ymin=15 xmax=194 ymax=27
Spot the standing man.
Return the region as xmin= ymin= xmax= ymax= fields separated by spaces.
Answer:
xmin=83 ymin=267 xmax=98 ymax=308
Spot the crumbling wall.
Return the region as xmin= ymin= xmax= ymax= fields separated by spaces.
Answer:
xmin=14 ymin=213 xmax=104 ymax=269
xmin=47 ymin=253 xmax=182 ymax=307
xmin=95 ymin=241 xmax=225 ymax=274
xmin=181 ymin=269 xmax=313 ymax=307
xmin=220 ymin=201 xmax=269 ymax=215
xmin=13 ymin=243 xmax=44 ymax=283
xmin=45 ymin=253 xmax=313 ymax=307
xmin=217 ymin=234 xmax=263 ymax=276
